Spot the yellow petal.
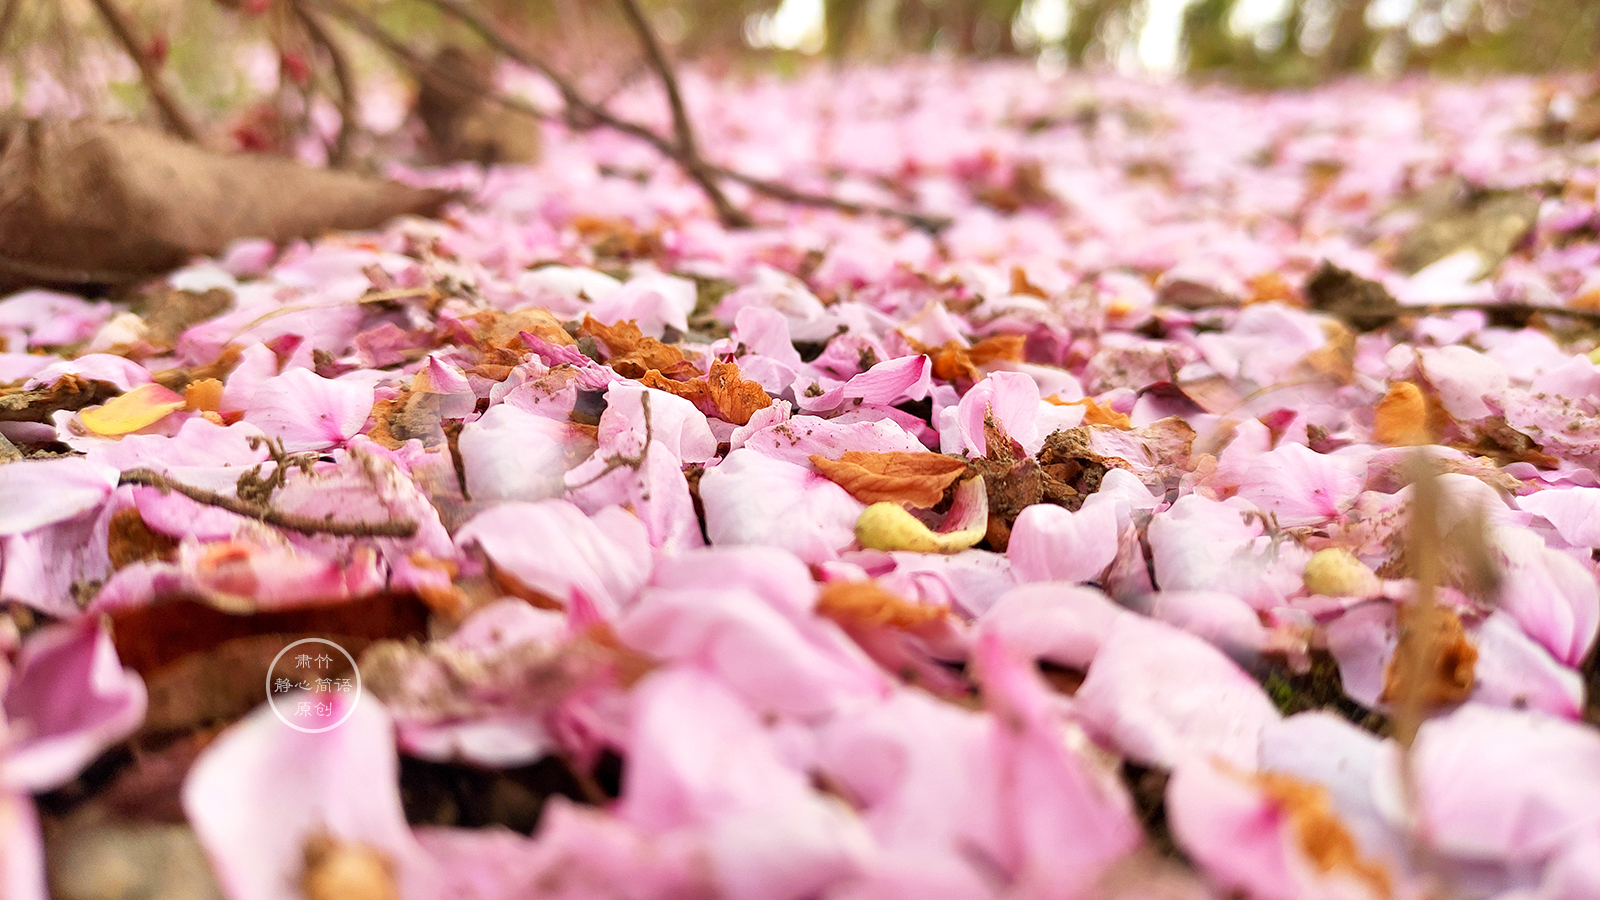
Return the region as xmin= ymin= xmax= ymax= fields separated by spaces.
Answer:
xmin=855 ymin=476 xmax=987 ymax=553
xmin=81 ymin=383 xmax=187 ymax=436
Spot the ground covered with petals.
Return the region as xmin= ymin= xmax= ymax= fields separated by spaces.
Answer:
xmin=5 ymin=63 xmax=1600 ymax=900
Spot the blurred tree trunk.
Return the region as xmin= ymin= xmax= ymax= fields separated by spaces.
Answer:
xmin=1321 ymin=0 xmax=1372 ymax=74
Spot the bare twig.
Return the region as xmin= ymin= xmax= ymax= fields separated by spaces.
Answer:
xmin=292 ymin=1 xmax=359 ymax=167
xmin=87 ymin=0 xmax=201 ymax=143
xmin=120 ymin=468 xmax=419 ymax=538
xmin=0 ymin=0 xmax=22 ymax=52
xmin=611 ymin=0 xmax=748 ymax=226
xmin=316 ymin=0 xmax=946 ymax=232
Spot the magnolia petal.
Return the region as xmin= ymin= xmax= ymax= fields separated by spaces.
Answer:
xmin=79 ymin=383 xmax=187 ymax=436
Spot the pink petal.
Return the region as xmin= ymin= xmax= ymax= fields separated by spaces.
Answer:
xmin=2 ymin=620 xmax=146 ymax=792
xmin=243 ymin=367 xmax=376 ymax=451
xmin=0 ymin=458 xmax=119 ymax=535
xmin=975 ymin=583 xmax=1125 ymax=670
xmin=1518 ymin=487 xmax=1600 ymax=549
xmin=1007 ymin=499 xmax=1120 ymax=584
xmin=1233 ymin=442 xmax=1362 ymax=527
xmin=1074 ymin=614 xmax=1280 ymax=769
xmin=698 ymin=449 xmax=865 ymax=565
xmin=182 ymin=698 xmax=427 ymax=900
xmin=456 ymin=501 xmax=652 ymax=617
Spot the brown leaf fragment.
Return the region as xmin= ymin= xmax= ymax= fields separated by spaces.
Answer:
xmin=1372 ymin=382 xmax=1435 ymax=446
xmin=107 ymin=508 xmax=179 ymax=570
xmin=0 ymin=118 xmax=452 ymax=288
xmin=1305 ymin=262 xmax=1401 ymax=332
xmin=1045 ymin=394 xmax=1133 ymax=429
xmin=705 ymin=359 xmax=773 ymax=425
xmin=302 ymin=834 xmax=400 ymax=900
xmin=1253 ymin=772 xmax=1394 ymax=900
xmin=135 ymin=286 xmax=234 ymax=349
xmin=816 ymin=580 xmax=949 ymax=630
xmin=640 ymin=359 xmax=772 ymax=425
xmin=1381 ymin=605 xmax=1477 ymax=707
xmin=461 ymin=307 xmax=573 ymax=350
xmin=1466 ymin=417 xmax=1560 ymax=469
xmin=579 ymin=315 xmax=693 ymax=379
xmin=906 ymin=334 xmax=1027 ymax=382
xmin=0 ymin=374 xmax=120 ymax=423
xmin=810 ymin=450 xmax=967 ymax=507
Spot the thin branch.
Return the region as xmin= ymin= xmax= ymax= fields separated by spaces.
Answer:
xmin=120 ymin=468 xmax=419 ymax=538
xmin=0 ymin=0 xmax=22 ymax=53
xmin=293 ymin=1 xmax=359 ymax=167
xmin=315 ymin=0 xmax=946 ymax=232
xmin=87 ymin=0 xmax=201 ymax=143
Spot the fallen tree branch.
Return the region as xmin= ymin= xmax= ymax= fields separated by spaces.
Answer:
xmin=120 ymin=468 xmax=420 ymax=538
xmin=293 ymin=0 xmax=359 ymax=167
xmin=87 ymin=0 xmax=201 ymax=143
xmin=416 ymin=0 xmax=944 ymax=231
xmin=612 ymin=0 xmax=748 ymax=226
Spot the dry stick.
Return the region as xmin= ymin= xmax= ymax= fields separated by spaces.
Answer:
xmin=612 ymin=0 xmax=749 ymax=227
xmin=87 ymin=0 xmax=201 ymax=143
xmin=0 ymin=0 xmax=21 ymax=51
xmin=119 ymin=468 xmax=419 ymax=538
xmin=1391 ymin=451 xmax=1447 ymax=882
xmin=293 ymin=0 xmax=359 ymax=167
xmin=417 ymin=0 xmax=946 ymax=232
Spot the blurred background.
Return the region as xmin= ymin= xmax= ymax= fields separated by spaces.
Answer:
xmin=1 ymin=0 xmax=1595 ymax=165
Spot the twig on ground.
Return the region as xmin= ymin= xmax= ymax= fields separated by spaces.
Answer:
xmin=120 ymin=468 xmax=420 ymax=538
xmin=409 ymin=0 xmax=945 ymax=232
xmin=612 ymin=0 xmax=748 ymax=226
xmin=87 ymin=0 xmax=201 ymax=143
xmin=567 ymin=392 xmax=653 ymax=490
xmin=292 ymin=1 xmax=359 ymax=167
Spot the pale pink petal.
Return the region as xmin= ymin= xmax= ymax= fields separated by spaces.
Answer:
xmin=1148 ymin=495 xmax=1313 ymax=610
xmin=1074 ymin=614 xmax=1280 ymax=769
xmin=457 ymin=404 xmax=572 ymax=504
xmin=947 ymin=370 xmax=1040 ymax=456
xmin=243 ymin=367 xmax=376 ymax=451
xmin=1518 ymin=487 xmax=1600 ymax=549
xmin=24 ymin=353 xmax=151 ymax=392
xmin=796 ymin=355 xmax=932 ymax=415
xmin=1166 ymin=760 xmax=1300 ymax=900
xmin=0 ymin=458 xmax=119 ymax=535
xmin=456 ymin=501 xmax=652 ymax=617
xmin=1143 ymin=590 xmax=1271 ymax=658
xmin=1007 ymin=499 xmax=1120 ymax=584
xmin=1 ymin=620 xmax=146 ymax=792
xmin=0 ymin=791 xmax=45 ymax=900
xmin=975 ymin=583 xmax=1126 ymax=670
xmin=182 ymin=698 xmax=428 ymax=900
xmin=1372 ymin=705 xmax=1600 ymax=863
xmin=699 ymin=449 xmax=865 ymax=565
xmin=1233 ymin=442 xmax=1362 ymax=527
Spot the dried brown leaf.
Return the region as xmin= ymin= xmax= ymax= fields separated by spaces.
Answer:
xmin=1381 ymin=604 xmax=1477 ymax=707
xmin=1253 ymin=772 xmax=1394 ymax=900
xmin=1372 ymin=381 xmax=1434 ymax=446
xmin=579 ymin=315 xmax=693 ymax=378
xmin=816 ymin=580 xmax=949 ymax=630
xmin=810 ymin=450 xmax=967 ymax=507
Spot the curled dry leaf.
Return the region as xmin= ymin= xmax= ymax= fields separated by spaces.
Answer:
xmin=808 ymin=450 xmax=968 ymax=507
xmin=0 ymin=118 xmax=452 ymax=287
xmin=1381 ymin=604 xmax=1477 ymax=707
xmin=907 ymin=333 xmax=1026 ymax=381
xmin=1251 ymin=771 xmax=1394 ymax=900
xmin=1045 ymin=394 xmax=1133 ymax=429
xmin=1372 ymin=381 xmax=1435 ymax=446
xmin=815 ymin=580 xmax=949 ymax=629
xmin=0 ymin=374 xmax=120 ymax=423
xmin=579 ymin=315 xmax=696 ymax=379
xmin=641 ymin=359 xmax=771 ymax=425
